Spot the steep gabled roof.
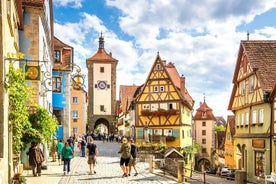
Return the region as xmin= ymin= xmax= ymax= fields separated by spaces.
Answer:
xmin=135 ymin=53 xmax=194 ymax=109
xmin=54 ymin=36 xmax=72 ymax=49
xmin=229 ymin=40 xmax=276 ymax=109
xmin=238 ymin=40 xmax=276 ymax=92
xmin=227 ymin=115 xmax=235 ymax=137
xmin=194 ymin=100 xmax=216 ymax=121
xmin=166 ymin=62 xmax=194 ymax=107
xmin=215 ymin=116 xmax=226 ymax=127
xmin=119 ymin=85 xmax=139 ymax=114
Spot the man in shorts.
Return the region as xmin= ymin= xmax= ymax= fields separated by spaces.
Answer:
xmin=86 ymin=137 xmax=98 ymax=174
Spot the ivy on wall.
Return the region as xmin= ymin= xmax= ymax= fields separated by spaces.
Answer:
xmin=5 ymin=55 xmax=58 ymax=153
xmin=5 ymin=65 xmax=31 ymax=153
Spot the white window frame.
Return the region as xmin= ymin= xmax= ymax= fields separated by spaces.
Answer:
xmin=160 ymin=86 xmax=165 ymax=92
xmin=72 ymin=110 xmax=78 ymax=119
xmin=154 ymin=86 xmax=158 ymax=92
xmin=168 ymin=102 xmax=176 ymax=110
xmin=151 ymin=104 xmax=158 ymax=111
xmin=142 ymin=104 xmax=150 ymax=110
xmin=249 ymin=76 xmax=254 ymax=93
xmin=241 ymin=113 xmax=244 ymax=126
xmin=72 ymin=96 xmax=78 ymax=104
xmin=252 ymin=110 xmax=257 ymax=124
xmin=241 ymin=81 xmax=245 ymax=96
xmin=237 ymin=114 xmax=240 ymax=126
xmin=259 ymin=109 xmax=264 ymax=124
xmin=73 ymin=127 xmax=78 ymax=135
xmin=245 ymin=112 xmax=249 ymax=125
xmin=156 ymin=64 xmax=161 ymax=70
xmin=160 ymin=103 xmax=167 ymax=110
xmin=164 ymin=129 xmax=173 ymax=136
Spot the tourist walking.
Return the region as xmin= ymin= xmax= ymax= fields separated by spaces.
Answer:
xmin=118 ymin=137 xmax=131 ymax=177
xmin=129 ymin=139 xmax=138 ymax=176
xmin=80 ymin=136 xmax=86 ymax=157
xmin=86 ymin=137 xmax=98 ymax=175
xmin=50 ymin=137 xmax=57 ymax=162
xmin=27 ymin=142 xmax=45 ymax=177
xmin=61 ymin=142 xmax=74 ymax=175
xmin=57 ymin=140 xmax=64 ymax=165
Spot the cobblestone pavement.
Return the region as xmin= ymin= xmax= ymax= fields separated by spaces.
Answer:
xmin=23 ymin=141 xmax=178 ymax=184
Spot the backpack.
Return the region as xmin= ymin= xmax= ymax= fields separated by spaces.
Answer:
xmin=87 ymin=143 xmax=96 ymax=155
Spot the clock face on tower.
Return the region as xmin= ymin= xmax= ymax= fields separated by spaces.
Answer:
xmin=98 ymin=80 xmax=107 ymax=89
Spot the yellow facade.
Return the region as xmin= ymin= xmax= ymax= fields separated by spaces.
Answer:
xmin=135 ymin=54 xmax=194 ymax=149
xmin=71 ymin=89 xmax=87 ymax=137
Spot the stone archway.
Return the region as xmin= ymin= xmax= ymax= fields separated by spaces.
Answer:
xmin=197 ymin=158 xmax=211 ymax=171
xmin=94 ymin=118 xmax=109 ymax=134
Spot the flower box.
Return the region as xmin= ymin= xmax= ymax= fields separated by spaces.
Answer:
xmin=166 ymin=136 xmax=176 ymax=141
xmin=141 ymin=109 xmax=179 ymax=116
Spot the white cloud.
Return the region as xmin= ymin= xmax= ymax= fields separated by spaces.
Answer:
xmin=53 ymin=0 xmax=276 ymax=120
xmin=54 ymin=0 xmax=84 ymax=8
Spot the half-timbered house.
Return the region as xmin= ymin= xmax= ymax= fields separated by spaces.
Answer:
xmin=228 ymin=40 xmax=276 ymax=182
xmin=134 ymin=53 xmax=194 ymax=149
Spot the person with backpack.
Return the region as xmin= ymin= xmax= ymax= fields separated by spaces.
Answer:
xmin=129 ymin=139 xmax=138 ymax=176
xmin=57 ymin=139 xmax=64 ymax=165
xmin=80 ymin=136 xmax=86 ymax=157
xmin=86 ymin=137 xmax=98 ymax=175
xmin=118 ymin=137 xmax=131 ymax=177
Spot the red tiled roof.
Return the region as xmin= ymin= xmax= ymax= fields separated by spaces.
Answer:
xmin=229 ymin=40 xmax=276 ymax=109
xmin=193 ymin=101 xmax=216 ymax=120
xmin=165 ymin=62 xmax=194 ymax=107
xmin=119 ymin=85 xmax=139 ymax=114
xmin=87 ymin=49 xmax=117 ymax=62
xmin=241 ymin=40 xmax=276 ymax=92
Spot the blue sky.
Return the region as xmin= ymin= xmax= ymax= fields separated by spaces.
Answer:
xmin=53 ymin=0 xmax=276 ymax=119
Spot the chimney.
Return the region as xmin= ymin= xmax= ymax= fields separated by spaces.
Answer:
xmin=162 ymin=60 xmax=166 ymax=66
xmin=180 ymin=75 xmax=185 ymax=95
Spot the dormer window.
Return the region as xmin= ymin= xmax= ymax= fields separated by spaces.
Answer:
xmin=202 ymin=112 xmax=206 ymax=118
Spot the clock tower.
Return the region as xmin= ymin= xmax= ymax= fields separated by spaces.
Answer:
xmin=86 ymin=34 xmax=118 ymax=134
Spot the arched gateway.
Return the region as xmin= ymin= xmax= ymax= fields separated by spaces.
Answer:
xmin=86 ymin=34 xmax=118 ymax=134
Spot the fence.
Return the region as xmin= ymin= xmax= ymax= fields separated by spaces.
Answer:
xmin=139 ymin=151 xmax=263 ymax=184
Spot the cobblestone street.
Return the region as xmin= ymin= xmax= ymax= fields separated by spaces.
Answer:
xmin=23 ymin=141 xmax=177 ymax=184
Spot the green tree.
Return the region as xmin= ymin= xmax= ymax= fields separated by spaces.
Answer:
xmin=215 ymin=125 xmax=226 ymax=132
xmin=28 ymin=106 xmax=58 ymax=143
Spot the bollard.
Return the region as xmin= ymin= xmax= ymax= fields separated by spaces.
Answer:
xmin=139 ymin=154 xmax=145 ymax=162
xmin=235 ymin=170 xmax=247 ymax=184
xmin=178 ymin=160 xmax=185 ymax=183
xmin=149 ymin=155 xmax=154 ymax=173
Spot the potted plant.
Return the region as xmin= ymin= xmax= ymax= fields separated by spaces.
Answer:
xmin=13 ymin=173 xmax=26 ymax=184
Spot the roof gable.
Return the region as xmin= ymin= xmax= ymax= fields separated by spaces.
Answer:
xmin=119 ymin=85 xmax=139 ymax=114
xmin=229 ymin=40 xmax=276 ymax=109
xmin=135 ymin=53 xmax=194 ymax=109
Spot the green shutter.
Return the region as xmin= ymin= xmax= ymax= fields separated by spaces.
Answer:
xmin=137 ymin=128 xmax=144 ymax=138
xmin=172 ymin=129 xmax=179 ymax=138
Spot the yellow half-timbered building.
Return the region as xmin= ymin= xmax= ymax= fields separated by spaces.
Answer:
xmin=228 ymin=40 xmax=276 ymax=182
xmin=134 ymin=53 xmax=194 ymax=149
